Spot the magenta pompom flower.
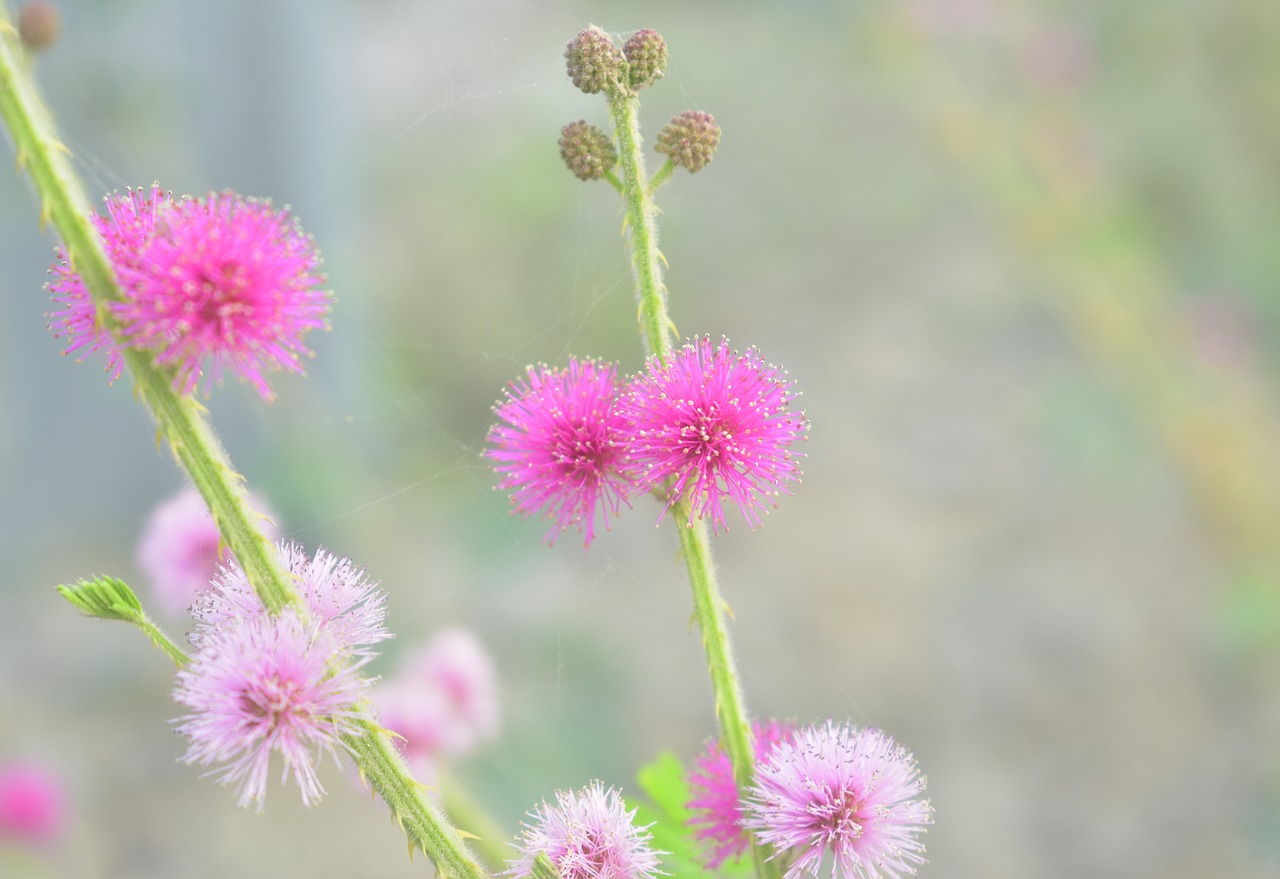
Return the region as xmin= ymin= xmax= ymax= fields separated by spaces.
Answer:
xmin=0 ymin=762 xmax=63 ymax=847
xmin=47 ymin=184 xmax=172 ymax=381
xmin=508 ymin=781 xmax=662 ymax=879
xmin=174 ymin=609 xmax=371 ymax=811
xmin=136 ymin=486 xmax=279 ymax=616
xmin=486 ymin=357 xmax=633 ymax=548
xmin=378 ymin=627 xmax=500 ymax=774
xmin=746 ymin=722 xmax=932 ymax=879
xmin=618 ymin=336 xmax=807 ymax=531
xmin=116 ymin=191 xmax=331 ymax=401
xmin=190 ymin=541 xmax=389 ymax=657
xmin=687 ymin=720 xmax=795 ymax=868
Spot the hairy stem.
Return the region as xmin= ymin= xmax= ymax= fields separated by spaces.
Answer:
xmin=610 ymin=91 xmax=675 ymax=359
xmin=608 ymin=88 xmax=778 ymax=879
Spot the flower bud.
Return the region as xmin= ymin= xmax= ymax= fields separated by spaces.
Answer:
xmin=623 ymin=29 xmax=667 ymax=91
xmin=559 ymin=121 xmax=616 ymax=182
xmin=564 ymin=25 xmax=625 ymax=95
xmin=17 ymin=2 xmax=60 ymax=52
xmin=655 ymin=110 xmax=721 ymax=173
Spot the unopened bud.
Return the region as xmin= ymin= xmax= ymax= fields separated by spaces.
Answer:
xmin=18 ymin=2 xmax=61 ymax=52
xmin=565 ymin=25 xmax=625 ymax=96
xmin=655 ymin=110 xmax=721 ymax=173
xmin=559 ymin=121 xmax=616 ymax=182
xmin=623 ymin=29 xmax=667 ymax=91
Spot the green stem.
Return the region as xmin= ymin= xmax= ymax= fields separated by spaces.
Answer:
xmin=345 ymin=722 xmax=487 ymax=879
xmin=675 ymin=514 xmax=777 ymax=879
xmin=440 ymin=771 xmax=512 ymax=873
xmin=609 ymin=91 xmax=674 ymax=359
xmin=646 ymin=159 xmax=674 ymax=197
xmin=1 ymin=14 xmax=492 ymax=879
xmin=607 ymin=88 xmax=779 ymax=879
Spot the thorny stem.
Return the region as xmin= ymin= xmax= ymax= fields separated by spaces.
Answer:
xmin=0 ymin=11 xmax=490 ymax=879
xmin=607 ymin=85 xmax=780 ymax=879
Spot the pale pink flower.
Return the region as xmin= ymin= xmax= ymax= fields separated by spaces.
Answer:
xmin=508 ymin=782 xmax=661 ymax=879
xmin=115 ymin=191 xmax=331 ymax=401
xmin=686 ymin=720 xmax=794 ymax=868
xmin=190 ymin=541 xmax=389 ymax=657
xmin=746 ymin=722 xmax=932 ymax=879
xmin=47 ymin=185 xmax=172 ymax=381
xmin=377 ymin=627 xmax=500 ymax=772
xmin=173 ymin=609 xmax=370 ymax=811
xmin=619 ymin=336 xmax=807 ymax=531
xmin=486 ymin=357 xmax=632 ymax=548
xmin=136 ymin=486 xmax=279 ymax=616
xmin=0 ymin=762 xmax=64 ymax=846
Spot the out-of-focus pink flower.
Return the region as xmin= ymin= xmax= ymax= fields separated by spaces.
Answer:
xmin=377 ymin=627 xmax=500 ymax=775
xmin=136 ymin=486 xmax=279 ymax=617
xmin=686 ymin=720 xmax=794 ymax=868
xmin=0 ymin=762 xmax=64 ymax=846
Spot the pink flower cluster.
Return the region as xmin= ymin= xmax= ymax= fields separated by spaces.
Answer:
xmin=508 ymin=782 xmax=661 ymax=879
xmin=49 ymin=185 xmax=330 ymax=401
xmin=486 ymin=337 xmax=808 ymax=547
xmin=375 ymin=627 xmax=501 ymax=780
xmin=173 ymin=541 xmax=388 ymax=811
xmin=687 ymin=721 xmax=932 ymax=879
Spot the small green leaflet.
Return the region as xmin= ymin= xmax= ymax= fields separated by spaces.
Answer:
xmin=56 ymin=575 xmax=189 ymax=666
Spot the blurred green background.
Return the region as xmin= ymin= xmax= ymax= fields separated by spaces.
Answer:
xmin=3 ymin=0 xmax=1280 ymax=876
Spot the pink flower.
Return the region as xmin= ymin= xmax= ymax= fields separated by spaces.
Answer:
xmin=116 ymin=191 xmax=331 ymax=401
xmin=486 ymin=357 xmax=633 ymax=548
xmin=47 ymin=185 xmax=172 ymax=381
xmin=173 ymin=609 xmax=371 ymax=811
xmin=618 ymin=336 xmax=807 ymax=532
xmin=190 ymin=541 xmax=389 ymax=657
xmin=686 ymin=720 xmax=794 ymax=868
xmin=377 ymin=628 xmax=500 ymax=773
xmin=0 ymin=762 xmax=63 ymax=846
xmin=508 ymin=782 xmax=661 ymax=879
xmin=746 ymin=722 xmax=932 ymax=879
xmin=136 ymin=486 xmax=279 ymax=616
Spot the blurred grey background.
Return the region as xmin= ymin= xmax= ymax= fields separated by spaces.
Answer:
xmin=3 ymin=1 xmax=1280 ymax=877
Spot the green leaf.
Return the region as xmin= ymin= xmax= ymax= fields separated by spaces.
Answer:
xmin=57 ymin=575 xmax=189 ymax=667
xmin=57 ymin=575 xmax=143 ymax=622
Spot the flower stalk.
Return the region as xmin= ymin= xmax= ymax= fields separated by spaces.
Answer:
xmin=606 ymin=66 xmax=779 ymax=879
xmin=609 ymin=90 xmax=675 ymax=360
xmin=0 ymin=12 xmax=490 ymax=879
